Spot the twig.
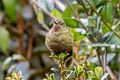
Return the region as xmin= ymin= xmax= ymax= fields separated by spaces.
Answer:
xmin=54 ymin=0 xmax=66 ymax=11
xmin=30 ymin=0 xmax=55 ymax=19
xmin=32 ymin=3 xmax=50 ymax=31
xmin=104 ymin=21 xmax=120 ymax=43
xmin=64 ymin=0 xmax=80 ymax=18
xmin=106 ymin=65 xmax=117 ymax=80
xmin=96 ymin=47 xmax=103 ymax=68
xmin=64 ymin=0 xmax=98 ymax=43
xmin=80 ymin=0 xmax=89 ymax=16
xmin=103 ymin=47 xmax=107 ymax=73
xmin=6 ymin=25 xmax=23 ymax=37
xmin=64 ymin=0 xmax=88 ymax=33
xmin=86 ymin=0 xmax=120 ymax=38
xmin=73 ymin=41 xmax=79 ymax=61
xmin=79 ymin=0 xmax=89 ymax=16
xmin=60 ymin=60 xmax=66 ymax=80
xmin=112 ymin=21 xmax=120 ymax=30
xmin=65 ymin=0 xmax=98 ymax=64
xmin=76 ymin=72 xmax=80 ymax=80
xmin=37 ymin=29 xmax=47 ymax=37
xmin=27 ymin=24 xmax=33 ymax=61
xmin=73 ymin=58 xmax=79 ymax=66
xmin=17 ymin=14 xmax=25 ymax=56
xmin=40 ymin=22 xmax=50 ymax=31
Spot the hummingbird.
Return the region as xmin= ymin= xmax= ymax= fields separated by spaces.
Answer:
xmin=45 ymin=19 xmax=74 ymax=66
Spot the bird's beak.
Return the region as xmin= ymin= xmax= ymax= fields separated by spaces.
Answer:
xmin=52 ymin=19 xmax=57 ymax=24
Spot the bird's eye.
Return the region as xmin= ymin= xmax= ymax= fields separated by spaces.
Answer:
xmin=60 ymin=23 xmax=64 ymax=26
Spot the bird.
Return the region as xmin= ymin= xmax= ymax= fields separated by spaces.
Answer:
xmin=45 ymin=18 xmax=74 ymax=66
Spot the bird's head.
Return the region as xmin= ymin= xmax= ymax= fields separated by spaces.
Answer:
xmin=53 ymin=19 xmax=64 ymax=25
xmin=52 ymin=19 xmax=65 ymax=32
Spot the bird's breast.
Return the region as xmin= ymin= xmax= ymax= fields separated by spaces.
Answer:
xmin=45 ymin=29 xmax=73 ymax=52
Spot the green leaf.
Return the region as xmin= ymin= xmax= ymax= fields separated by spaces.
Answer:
xmin=12 ymin=54 xmax=25 ymax=61
xmin=3 ymin=0 xmax=17 ymax=22
xmin=50 ymin=73 xmax=55 ymax=80
xmin=71 ymin=28 xmax=86 ymax=41
xmin=88 ymin=61 xmax=96 ymax=71
xmin=92 ymin=76 xmax=99 ymax=80
xmin=51 ymin=9 xmax=62 ymax=18
xmin=62 ymin=4 xmax=79 ymax=28
xmin=64 ymin=18 xmax=79 ymax=28
xmin=88 ymin=16 xmax=96 ymax=27
xmin=89 ymin=0 xmax=101 ymax=7
xmin=62 ymin=4 xmax=77 ymax=17
xmin=101 ymin=23 xmax=110 ymax=35
xmin=0 ymin=27 xmax=10 ymax=51
xmin=46 ymin=73 xmax=55 ymax=80
xmin=95 ymin=67 xmax=103 ymax=79
xmin=101 ymin=3 xmax=113 ymax=25
xmin=108 ymin=33 xmax=120 ymax=45
xmin=78 ymin=71 xmax=84 ymax=77
xmin=112 ymin=0 xmax=119 ymax=4
xmin=2 ymin=57 xmax=12 ymax=71
xmin=87 ymin=71 xmax=94 ymax=78
xmin=97 ymin=0 xmax=107 ymax=7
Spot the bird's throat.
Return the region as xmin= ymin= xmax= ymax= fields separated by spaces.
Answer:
xmin=53 ymin=24 xmax=61 ymax=32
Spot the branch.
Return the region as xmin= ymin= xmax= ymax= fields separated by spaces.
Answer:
xmin=64 ymin=0 xmax=80 ymax=18
xmin=40 ymin=22 xmax=50 ymax=31
xmin=54 ymin=0 xmax=66 ymax=11
xmin=6 ymin=25 xmax=23 ymax=37
xmin=30 ymin=0 xmax=55 ymax=19
xmin=106 ymin=65 xmax=117 ymax=80
xmin=17 ymin=14 xmax=25 ymax=56
xmin=81 ymin=0 xmax=89 ymax=16
xmin=60 ymin=60 xmax=66 ymax=80
xmin=96 ymin=47 xmax=103 ymax=67
xmin=27 ymin=24 xmax=33 ymax=61
xmin=64 ymin=0 xmax=88 ymax=32
xmin=79 ymin=0 xmax=89 ymax=16
xmin=86 ymin=0 xmax=120 ymax=38
xmin=112 ymin=21 xmax=120 ymax=30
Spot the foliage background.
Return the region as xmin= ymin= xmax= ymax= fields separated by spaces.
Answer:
xmin=0 ymin=0 xmax=120 ymax=80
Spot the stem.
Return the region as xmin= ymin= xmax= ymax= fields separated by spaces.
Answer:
xmin=79 ymin=0 xmax=89 ymax=16
xmin=106 ymin=65 xmax=117 ymax=80
xmin=6 ymin=25 xmax=23 ymax=37
xmin=27 ymin=24 xmax=33 ymax=61
xmin=74 ymin=41 xmax=79 ymax=61
xmin=96 ymin=47 xmax=103 ymax=68
xmin=73 ymin=58 xmax=79 ymax=66
xmin=64 ymin=0 xmax=80 ymax=18
xmin=104 ymin=47 xmax=107 ymax=73
xmin=65 ymin=0 xmax=97 ymax=43
xmin=76 ymin=74 xmax=79 ymax=80
xmin=40 ymin=22 xmax=50 ymax=31
xmin=60 ymin=60 xmax=66 ymax=80
xmin=65 ymin=0 xmax=98 ymax=43
xmin=54 ymin=0 xmax=66 ymax=11
xmin=17 ymin=14 xmax=24 ymax=56
xmin=64 ymin=0 xmax=88 ymax=32
xmin=86 ymin=0 xmax=120 ymax=38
